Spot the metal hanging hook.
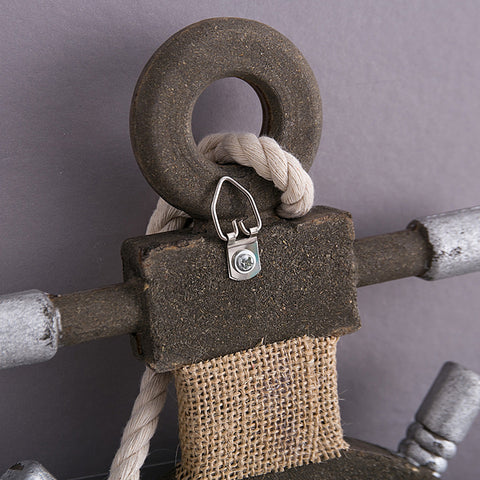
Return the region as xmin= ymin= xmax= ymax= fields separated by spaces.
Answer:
xmin=211 ymin=176 xmax=262 ymax=242
xmin=211 ymin=176 xmax=262 ymax=281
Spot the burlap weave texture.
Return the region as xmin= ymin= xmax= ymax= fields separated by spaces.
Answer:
xmin=175 ymin=336 xmax=348 ymax=480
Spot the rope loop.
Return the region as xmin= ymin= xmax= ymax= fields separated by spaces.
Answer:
xmin=199 ymin=133 xmax=314 ymax=218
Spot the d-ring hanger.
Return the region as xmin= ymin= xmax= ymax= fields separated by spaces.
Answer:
xmin=211 ymin=176 xmax=262 ymax=242
xmin=130 ymin=17 xmax=322 ymax=220
xmin=211 ymin=176 xmax=262 ymax=281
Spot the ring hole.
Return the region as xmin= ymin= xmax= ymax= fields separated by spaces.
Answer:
xmin=192 ymin=78 xmax=263 ymax=143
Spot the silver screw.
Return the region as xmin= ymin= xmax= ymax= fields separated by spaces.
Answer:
xmin=234 ymin=250 xmax=256 ymax=273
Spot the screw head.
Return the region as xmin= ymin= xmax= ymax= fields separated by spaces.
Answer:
xmin=234 ymin=249 xmax=256 ymax=273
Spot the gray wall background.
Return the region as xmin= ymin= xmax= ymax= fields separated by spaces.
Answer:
xmin=1 ymin=1 xmax=479 ymax=479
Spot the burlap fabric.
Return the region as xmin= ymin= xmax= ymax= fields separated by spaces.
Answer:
xmin=175 ymin=335 xmax=348 ymax=480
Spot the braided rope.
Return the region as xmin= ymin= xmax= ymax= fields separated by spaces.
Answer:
xmin=107 ymin=202 xmax=188 ymax=480
xmin=199 ymin=133 xmax=314 ymax=218
xmin=108 ymin=369 xmax=171 ymax=480
xmin=107 ymin=133 xmax=314 ymax=480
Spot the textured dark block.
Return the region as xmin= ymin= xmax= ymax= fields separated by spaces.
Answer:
xmin=121 ymin=206 xmax=360 ymax=372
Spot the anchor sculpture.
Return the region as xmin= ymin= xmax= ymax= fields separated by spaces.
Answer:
xmin=1 ymin=18 xmax=479 ymax=480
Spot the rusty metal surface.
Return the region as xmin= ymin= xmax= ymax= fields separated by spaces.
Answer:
xmin=121 ymin=206 xmax=360 ymax=373
xmin=354 ymin=229 xmax=430 ymax=287
xmin=51 ymin=281 xmax=143 ymax=346
xmin=161 ymin=438 xmax=435 ymax=480
xmin=130 ymin=17 xmax=322 ymax=219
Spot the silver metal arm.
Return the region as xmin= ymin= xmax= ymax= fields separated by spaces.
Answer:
xmin=409 ymin=206 xmax=480 ymax=280
xmin=398 ymin=362 xmax=480 ymax=477
xmin=0 ymin=290 xmax=60 ymax=369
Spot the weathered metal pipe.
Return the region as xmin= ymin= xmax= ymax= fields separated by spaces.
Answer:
xmin=0 ymin=290 xmax=60 ymax=369
xmin=398 ymin=362 xmax=480 ymax=476
xmin=0 ymin=282 xmax=143 ymax=369
xmin=409 ymin=206 xmax=480 ymax=280
xmin=354 ymin=206 xmax=480 ymax=286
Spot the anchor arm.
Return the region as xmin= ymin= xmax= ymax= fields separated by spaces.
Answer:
xmin=1 ymin=206 xmax=479 ymax=370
